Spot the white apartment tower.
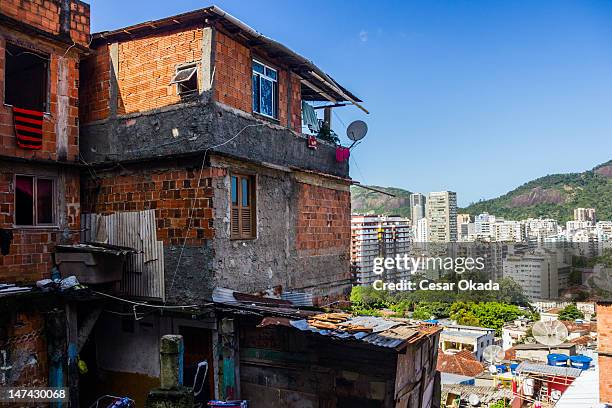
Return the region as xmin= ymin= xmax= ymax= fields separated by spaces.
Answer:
xmin=427 ymin=191 xmax=457 ymax=242
xmin=410 ymin=193 xmax=426 ymax=223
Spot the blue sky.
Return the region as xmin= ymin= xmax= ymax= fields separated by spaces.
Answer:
xmin=88 ymin=0 xmax=612 ymax=206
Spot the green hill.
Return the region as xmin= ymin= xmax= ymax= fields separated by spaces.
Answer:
xmin=461 ymin=160 xmax=612 ymax=223
xmin=351 ymin=185 xmax=412 ymax=217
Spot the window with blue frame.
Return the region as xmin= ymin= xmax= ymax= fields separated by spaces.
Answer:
xmin=252 ymin=60 xmax=278 ymax=119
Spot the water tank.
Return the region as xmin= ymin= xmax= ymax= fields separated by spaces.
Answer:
xmin=547 ymin=353 xmax=569 ymax=367
xmin=569 ymin=355 xmax=592 ymax=370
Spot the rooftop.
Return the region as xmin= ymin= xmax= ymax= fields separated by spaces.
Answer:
xmin=437 ymin=349 xmax=485 ymax=377
xmin=516 ymin=361 xmax=583 ymax=378
xmin=91 ymin=5 xmax=363 ymax=107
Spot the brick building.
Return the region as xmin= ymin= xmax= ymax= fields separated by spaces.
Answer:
xmin=597 ymin=301 xmax=612 ymax=404
xmin=0 ymin=0 xmax=89 ymax=395
xmin=75 ymin=5 xmax=370 ymax=406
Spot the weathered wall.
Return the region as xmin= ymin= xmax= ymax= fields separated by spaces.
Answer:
xmin=0 ymin=0 xmax=90 ymax=46
xmin=598 ymin=302 xmax=612 ymax=404
xmin=0 ymin=31 xmax=81 ymax=162
xmin=0 ymin=163 xmax=80 ymax=283
xmin=0 ymin=308 xmax=49 ymax=387
xmin=239 ymin=322 xmax=397 ymax=407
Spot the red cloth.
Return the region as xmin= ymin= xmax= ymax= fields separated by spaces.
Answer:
xmin=13 ymin=107 xmax=44 ymax=150
xmin=336 ymin=146 xmax=350 ymax=162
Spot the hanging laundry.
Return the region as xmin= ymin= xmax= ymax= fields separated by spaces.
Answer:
xmin=301 ymin=101 xmax=320 ymax=133
xmin=13 ymin=107 xmax=44 ymax=150
xmin=335 ymin=146 xmax=350 ymax=162
xmin=307 ymin=135 xmax=318 ymax=149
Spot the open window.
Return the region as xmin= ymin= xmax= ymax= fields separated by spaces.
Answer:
xmin=171 ymin=64 xmax=198 ymax=98
xmin=230 ymin=174 xmax=256 ymax=239
xmin=5 ymin=43 xmax=49 ymax=112
xmin=15 ymin=175 xmax=55 ymax=226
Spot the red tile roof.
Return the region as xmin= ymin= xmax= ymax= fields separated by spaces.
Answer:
xmin=437 ymin=349 xmax=485 ymax=377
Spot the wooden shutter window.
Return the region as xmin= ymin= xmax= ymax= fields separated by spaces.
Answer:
xmin=230 ymin=174 xmax=256 ymax=239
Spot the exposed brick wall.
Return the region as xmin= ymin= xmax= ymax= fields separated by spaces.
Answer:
xmin=82 ymin=165 xmax=224 ymax=246
xmin=215 ymin=30 xmax=303 ymax=131
xmin=0 ymin=311 xmax=48 ymax=387
xmin=214 ymin=31 xmax=252 ymax=114
xmin=79 ymin=44 xmax=111 ymax=123
xmin=296 ymin=183 xmax=351 ymax=255
xmin=0 ymin=166 xmax=80 ymax=284
xmin=115 ymin=27 xmax=204 ymax=114
xmin=0 ymin=0 xmax=90 ymax=46
xmin=598 ymin=302 xmax=612 ymax=403
xmin=0 ymin=33 xmax=80 ymax=162
xmin=289 ymin=72 xmax=302 ymax=131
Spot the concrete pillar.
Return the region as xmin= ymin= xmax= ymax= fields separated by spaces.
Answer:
xmin=160 ymin=335 xmax=184 ymax=390
xmin=145 ymin=335 xmax=193 ymax=408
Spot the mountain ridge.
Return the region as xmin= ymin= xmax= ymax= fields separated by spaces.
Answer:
xmin=351 ymin=160 xmax=612 ymax=223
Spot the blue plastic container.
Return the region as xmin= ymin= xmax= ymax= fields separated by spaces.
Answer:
xmin=495 ymin=364 xmax=507 ymax=373
xmin=569 ymin=355 xmax=592 ymax=370
xmin=547 ymin=353 xmax=569 ymax=367
xmin=510 ymin=363 xmax=519 ymax=374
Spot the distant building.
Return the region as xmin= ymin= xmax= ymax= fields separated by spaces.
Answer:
xmin=410 ymin=193 xmax=426 ymax=223
xmin=566 ymin=220 xmax=594 ymax=233
xmin=439 ymin=324 xmax=496 ymax=362
xmin=574 ymin=207 xmax=596 ymax=224
xmin=414 ymin=217 xmax=429 ymax=243
xmin=351 ymin=215 xmax=411 ymax=285
xmin=490 ymin=219 xmax=524 ymax=242
xmin=502 ymin=318 xmax=533 ymax=350
xmin=427 ymin=191 xmax=457 ymax=242
xmin=502 ymin=249 xmax=570 ymax=300
xmin=475 ymin=213 xmax=496 ymax=237
xmin=457 ymin=213 xmax=471 ymax=241
xmin=523 ymin=218 xmax=561 ymax=242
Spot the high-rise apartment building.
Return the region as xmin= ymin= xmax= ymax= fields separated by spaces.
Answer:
xmin=502 ymin=249 xmax=568 ymax=300
xmin=457 ymin=213 xmax=471 ymax=241
xmin=351 ymin=215 xmax=412 ymax=285
xmin=410 ymin=193 xmax=426 ymax=223
xmin=427 ymin=191 xmax=457 ymax=242
xmin=574 ymin=207 xmax=596 ymax=224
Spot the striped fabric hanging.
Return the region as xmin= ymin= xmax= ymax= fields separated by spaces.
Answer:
xmin=12 ymin=107 xmax=44 ymax=150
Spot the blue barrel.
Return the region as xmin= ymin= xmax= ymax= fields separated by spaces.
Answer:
xmin=547 ymin=353 xmax=569 ymax=367
xmin=510 ymin=363 xmax=519 ymax=374
xmin=569 ymin=355 xmax=592 ymax=370
xmin=495 ymin=364 xmax=507 ymax=373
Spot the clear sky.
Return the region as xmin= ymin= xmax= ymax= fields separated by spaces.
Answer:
xmin=88 ymin=0 xmax=612 ymax=206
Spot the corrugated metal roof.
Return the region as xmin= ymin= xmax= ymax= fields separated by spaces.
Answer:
xmin=516 ymin=361 xmax=582 ymax=378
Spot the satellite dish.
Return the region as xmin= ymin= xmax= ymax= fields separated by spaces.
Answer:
xmin=346 ymin=120 xmax=368 ymax=142
xmin=483 ymin=345 xmax=504 ymax=365
xmin=532 ymin=320 xmax=568 ymax=347
xmin=488 ymin=365 xmax=498 ymax=375
xmin=468 ymin=394 xmax=480 ymax=406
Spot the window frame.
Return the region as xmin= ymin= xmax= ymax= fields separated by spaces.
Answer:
xmin=252 ymin=59 xmax=279 ymax=120
xmin=3 ymin=42 xmax=50 ymax=113
xmin=171 ymin=63 xmax=199 ymax=98
xmin=230 ymin=173 xmax=257 ymax=240
xmin=13 ymin=174 xmax=57 ymax=228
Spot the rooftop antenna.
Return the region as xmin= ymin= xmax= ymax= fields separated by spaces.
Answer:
xmin=482 ymin=344 xmax=504 ymax=375
xmin=532 ymin=320 xmax=568 ymax=349
xmin=346 ymin=120 xmax=368 ymax=149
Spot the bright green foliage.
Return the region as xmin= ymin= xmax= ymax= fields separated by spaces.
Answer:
xmin=558 ymin=304 xmax=585 ymax=321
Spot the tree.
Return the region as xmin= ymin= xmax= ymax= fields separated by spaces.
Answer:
xmin=558 ymin=304 xmax=585 ymax=321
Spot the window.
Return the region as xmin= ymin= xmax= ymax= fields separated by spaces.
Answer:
xmin=171 ymin=64 xmax=198 ymax=98
xmin=5 ymin=44 xmax=49 ymax=111
xmin=15 ymin=175 xmax=55 ymax=226
xmin=230 ymin=174 xmax=256 ymax=239
xmin=252 ymin=60 xmax=278 ymax=119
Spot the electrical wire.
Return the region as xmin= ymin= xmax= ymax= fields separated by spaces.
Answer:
xmin=165 ymin=123 xmax=267 ymax=302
